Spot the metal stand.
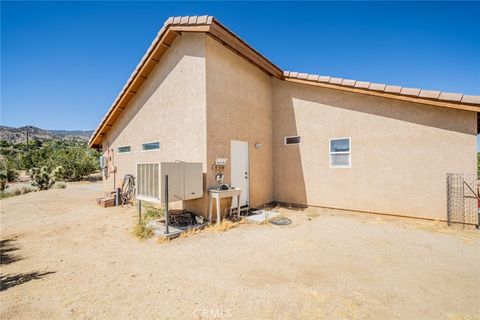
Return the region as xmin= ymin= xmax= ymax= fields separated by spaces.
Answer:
xmin=164 ymin=174 xmax=169 ymax=234
xmin=115 ymin=188 xmax=120 ymax=206
xmin=138 ymin=199 xmax=142 ymax=223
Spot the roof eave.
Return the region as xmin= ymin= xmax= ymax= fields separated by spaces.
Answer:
xmin=88 ymin=16 xmax=282 ymax=148
xmin=284 ymin=77 xmax=480 ymax=113
xmin=89 ymin=16 xmax=480 ymax=148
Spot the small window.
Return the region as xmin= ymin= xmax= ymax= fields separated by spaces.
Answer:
xmin=142 ymin=141 xmax=160 ymax=151
xmin=330 ymin=138 xmax=351 ymax=168
xmin=118 ymin=146 xmax=131 ymax=154
xmin=284 ymin=136 xmax=300 ymax=145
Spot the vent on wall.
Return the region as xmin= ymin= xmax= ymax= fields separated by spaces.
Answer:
xmin=284 ymin=136 xmax=301 ymax=145
xmin=137 ymin=163 xmax=160 ymax=201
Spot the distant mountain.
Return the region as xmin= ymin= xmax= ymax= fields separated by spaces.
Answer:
xmin=0 ymin=125 xmax=93 ymax=144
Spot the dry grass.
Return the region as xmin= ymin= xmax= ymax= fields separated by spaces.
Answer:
xmin=179 ymin=227 xmax=202 ymax=238
xmin=133 ymin=221 xmax=153 ymax=240
xmin=156 ymin=236 xmax=171 ymax=244
xmin=305 ymin=207 xmax=321 ymax=219
xmin=206 ymin=219 xmax=245 ymax=233
xmin=143 ymin=203 xmax=164 ymax=220
xmin=0 ymin=186 xmax=37 ymax=199
xmin=158 ymin=219 xmax=243 ymax=244
xmin=52 ymin=182 xmax=67 ymax=189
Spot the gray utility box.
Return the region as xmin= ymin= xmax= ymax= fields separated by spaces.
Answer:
xmin=161 ymin=162 xmax=203 ymax=202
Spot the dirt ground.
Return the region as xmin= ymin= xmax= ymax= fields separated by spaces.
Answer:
xmin=1 ymin=183 xmax=479 ymax=320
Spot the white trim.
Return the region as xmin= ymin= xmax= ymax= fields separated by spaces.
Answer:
xmin=141 ymin=141 xmax=160 ymax=152
xmin=137 ymin=195 xmax=161 ymax=204
xmin=329 ymin=137 xmax=351 ymax=168
xmin=117 ymin=146 xmax=131 ymax=154
xmin=284 ymin=135 xmax=301 ymax=145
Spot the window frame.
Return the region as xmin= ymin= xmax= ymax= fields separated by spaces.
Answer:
xmin=329 ymin=137 xmax=351 ymax=168
xmin=284 ymin=135 xmax=301 ymax=145
xmin=141 ymin=141 xmax=160 ymax=152
xmin=117 ymin=146 xmax=131 ymax=154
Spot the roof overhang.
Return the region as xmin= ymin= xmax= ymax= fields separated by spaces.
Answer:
xmin=284 ymin=77 xmax=480 ymax=113
xmin=88 ymin=16 xmax=282 ymax=148
xmin=89 ymin=16 xmax=480 ymax=148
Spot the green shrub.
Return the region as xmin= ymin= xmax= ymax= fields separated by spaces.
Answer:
xmin=6 ymin=168 xmax=19 ymax=182
xmin=48 ymin=147 xmax=100 ymax=181
xmin=3 ymin=140 xmax=100 ymax=181
xmin=0 ymin=158 xmax=19 ymax=183
xmin=29 ymin=166 xmax=63 ymax=190
xmin=0 ymin=172 xmax=6 ymax=192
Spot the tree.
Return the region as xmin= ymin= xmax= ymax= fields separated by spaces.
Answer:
xmin=49 ymin=147 xmax=100 ymax=181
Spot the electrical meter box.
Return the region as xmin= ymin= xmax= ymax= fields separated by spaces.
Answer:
xmin=136 ymin=162 xmax=203 ymax=203
xmin=160 ymin=162 xmax=203 ymax=202
xmin=99 ymin=156 xmax=108 ymax=169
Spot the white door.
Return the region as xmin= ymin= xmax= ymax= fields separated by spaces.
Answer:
xmin=231 ymin=140 xmax=249 ymax=207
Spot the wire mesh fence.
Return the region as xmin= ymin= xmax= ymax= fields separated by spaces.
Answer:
xmin=446 ymin=173 xmax=479 ymax=226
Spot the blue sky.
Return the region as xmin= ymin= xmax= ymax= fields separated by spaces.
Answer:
xmin=1 ymin=1 xmax=479 ymax=134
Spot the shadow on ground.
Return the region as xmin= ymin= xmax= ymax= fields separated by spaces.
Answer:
xmin=0 ymin=238 xmax=22 ymax=265
xmin=1 ymin=237 xmax=56 ymax=292
xmin=0 ymin=271 xmax=56 ymax=291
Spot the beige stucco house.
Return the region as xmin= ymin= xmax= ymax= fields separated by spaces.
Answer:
xmin=89 ymin=16 xmax=480 ymax=222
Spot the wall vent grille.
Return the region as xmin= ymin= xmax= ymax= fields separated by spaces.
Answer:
xmin=137 ymin=163 xmax=159 ymax=200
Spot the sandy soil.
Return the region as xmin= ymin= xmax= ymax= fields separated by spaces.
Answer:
xmin=1 ymin=183 xmax=479 ymax=319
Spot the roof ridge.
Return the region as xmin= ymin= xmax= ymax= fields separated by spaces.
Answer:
xmin=164 ymin=15 xmax=213 ymax=26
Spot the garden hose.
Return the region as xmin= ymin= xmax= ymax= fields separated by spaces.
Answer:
xmin=121 ymin=174 xmax=136 ymax=205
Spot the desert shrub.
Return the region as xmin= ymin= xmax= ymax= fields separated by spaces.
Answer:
xmin=0 ymin=186 xmax=37 ymax=199
xmin=4 ymin=140 xmax=100 ymax=181
xmin=1 ymin=188 xmax=19 ymax=199
xmin=133 ymin=220 xmax=153 ymax=240
xmin=0 ymin=172 xmax=6 ymax=192
xmin=29 ymin=166 xmax=63 ymax=190
xmin=53 ymin=182 xmax=67 ymax=189
xmin=0 ymin=158 xmax=19 ymax=183
xmin=6 ymin=167 xmax=19 ymax=182
xmin=20 ymin=186 xmax=36 ymax=194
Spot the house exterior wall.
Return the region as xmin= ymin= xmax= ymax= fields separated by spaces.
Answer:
xmin=102 ymin=33 xmax=207 ymax=213
xmin=272 ymin=79 xmax=477 ymax=220
xmin=98 ymin=32 xmax=477 ymax=222
xmin=204 ymin=36 xmax=274 ymax=217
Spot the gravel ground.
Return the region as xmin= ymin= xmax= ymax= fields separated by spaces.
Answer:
xmin=1 ymin=182 xmax=479 ymax=319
